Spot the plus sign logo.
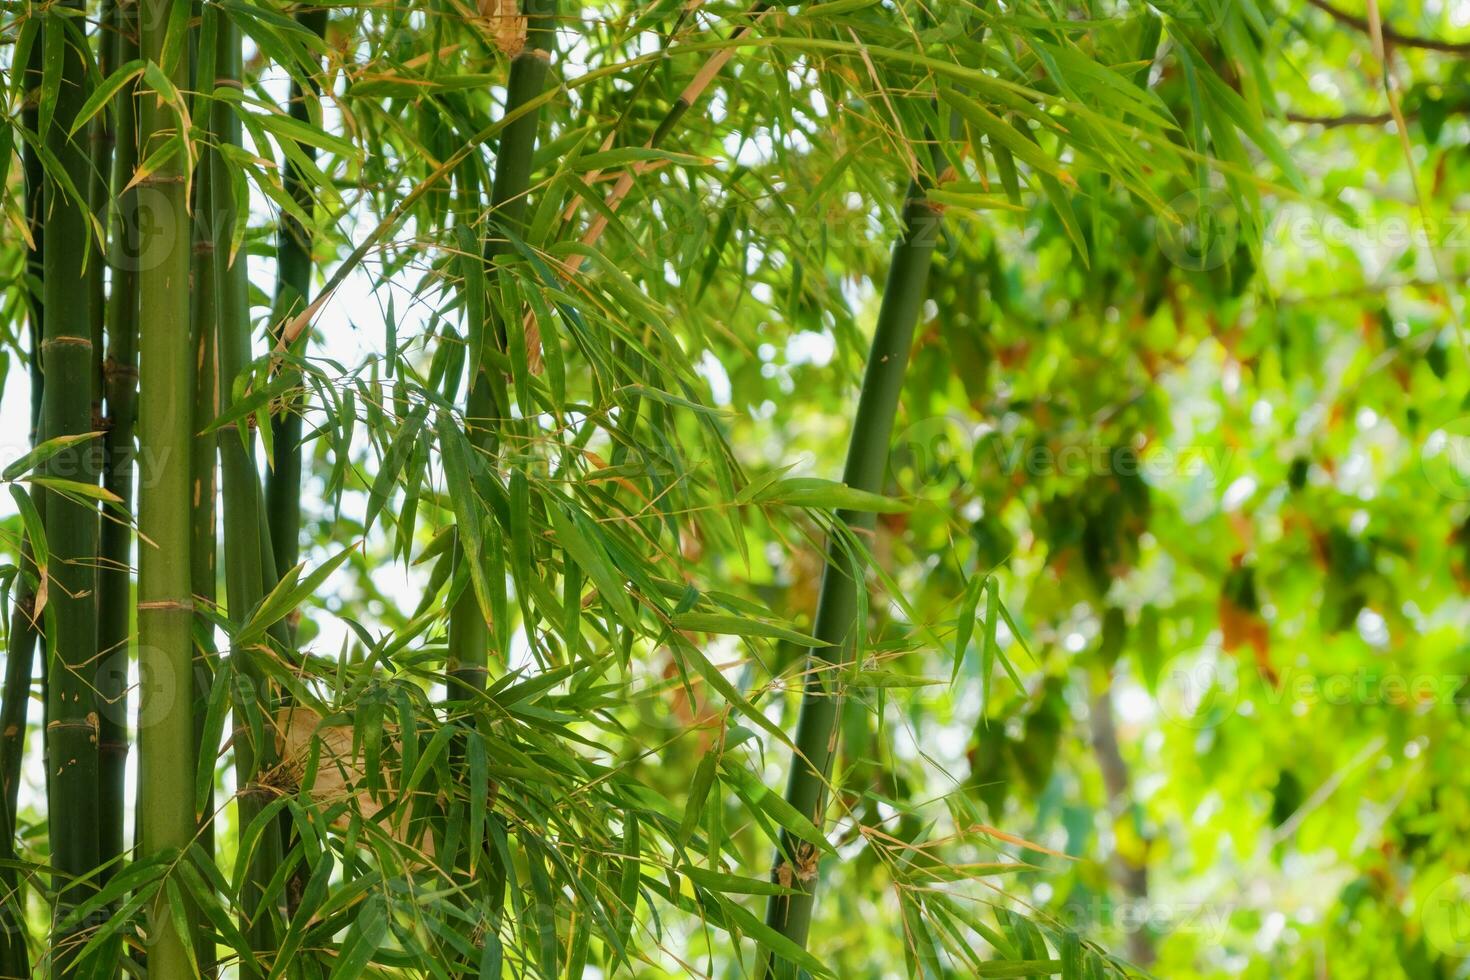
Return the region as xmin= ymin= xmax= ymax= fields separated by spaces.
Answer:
xmin=1422 ymin=417 xmax=1470 ymax=501
xmin=1157 ymin=189 xmax=1240 ymax=272
xmin=112 ymin=186 xmax=183 ymax=273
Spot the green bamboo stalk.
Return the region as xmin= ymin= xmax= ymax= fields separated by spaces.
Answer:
xmin=446 ymin=0 xmax=559 ymax=701
xmin=0 ymin=33 xmax=49 ymax=978
xmin=95 ymin=0 xmax=140 ymax=894
xmin=210 ymin=14 xmax=283 ymax=965
xmin=188 ymin=12 xmax=221 ymax=973
xmin=758 ymin=181 xmax=941 ymax=978
xmin=40 ymin=0 xmax=102 ymax=970
xmin=0 ymin=530 xmax=38 ymax=978
xmin=22 ymin=32 xmax=44 ymax=436
xmin=266 ymin=10 xmax=326 ymax=915
xmin=134 ymin=0 xmax=197 ymax=972
xmin=265 ymin=6 xmax=327 ymax=594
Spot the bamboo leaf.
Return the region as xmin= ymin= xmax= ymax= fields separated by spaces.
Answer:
xmin=236 ymin=546 xmax=354 ymax=647
xmin=67 ymin=61 xmax=145 ymax=137
xmin=2 ymin=431 xmax=102 ymax=481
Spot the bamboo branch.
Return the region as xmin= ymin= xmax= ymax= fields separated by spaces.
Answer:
xmin=758 ymin=181 xmax=941 ymax=977
xmin=525 ymin=2 xmax=774 ymax=370
xmin=1302 ymin=0 xmax=1470 ymax=52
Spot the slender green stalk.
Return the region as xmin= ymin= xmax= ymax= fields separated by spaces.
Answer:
xmin=0 ymin=34 xmax=48 ymax=978
xmin=266 ymin=6 xmax=327 ymax=594
xmin=446 ymin=0 xmax=559 ymax=701
xmin=0 ymin=531 xmax=38 ymax=977
xmin=41 ymin=0 xmax=102 ymax=971
xmin=759 ymin=182 xmax=940 ymax=977
xmin=266 ymin=9 xmax=326 ymax=916
xmin=187 ymin=176 xmax=221 ymax=980
xmin=188 ymin=12 xmax=220 ymax=973
xmin=95 ymin=0 xmax=140 ymax=894
xmin=210 ymin=14 xmax=283 ymax=965
xmin=134 ymin=0 xmax=197 ymax=973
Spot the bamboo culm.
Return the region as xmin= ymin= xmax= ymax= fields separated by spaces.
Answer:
xmin=210 ymin=13 xmax=285 ymax=964
xmin=188 ymin=17 xmax=221 ymax=974
xmin=0 ymin=31 xmax=48 ymax=977
xmin=445 ymin=0 xmax=558 ymax=700
xmin=41 ymin=1 xmax=103 ymax=971
xmin=135 ymin=0 xmax=198 ymax=972
xmin=96 ymin=0 xmax=140 ymax=895
xmin=266 ymin=6 xmax=327 ymax=592
xmin=759 ymin=182 xmax=941 ymax=978
xmin=267 ymin=8 xmax=326 ymax=915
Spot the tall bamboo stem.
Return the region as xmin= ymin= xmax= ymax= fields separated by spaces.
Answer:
xmin=758 ymin=182 xmax=940 ymax=977
xmin=445 ymin=0 xmax=558 ymax=700
xmin=0 ymin=31 xmax=49 ymax=977
xmin=266 ymin=6 xmax=327 ymax=595
xmin=41 ymin=0 xmax=102 ymax=971
xmin=96 ymin=0 xmax=140 ymax=894
xmin=210 ymin=15 xmax=283 ymax=965
xmin=134 ymin=0 xmax=198 ymax=972
xmin=187 ymin=11 xmax=220 ymax=973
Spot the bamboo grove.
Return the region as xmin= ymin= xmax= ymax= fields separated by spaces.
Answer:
xmin=0 ymin=0 xmax=1341 ymax=975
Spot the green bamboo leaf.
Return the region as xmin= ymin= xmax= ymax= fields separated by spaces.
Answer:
xmin=679 ymin=749 xmax=720 ymax=843
xmin=436 ymin=410 xmax=495 ymax=625
xmin=142 ymin=60 xmax=183 ymax=110
xmin=9 ymin=486 xmax=47 ymax=572
xmin=572 ymin=146 xmax=714 ymax=172
xmin=670 ymin=611 xmax=822 ymax=647
xmin=547 ymin=498 xmax=635 ymax=624
xmin=752 ymin=477 xmax=909 ymax=513
xmin=684 ymin=866 xmax=795 ymax=897
xmin=365 ymin=402 xmax=429 ymax=534
xmin=942 ymin=90 xmax=1062 ymax=180
xmin=327 ymin=894 xmax=387 ymax=980
xmin=467 ymin=729 xmax=487 ymax=873
xmin=982 ymin=574 xmax=999 ymax=712
xmin=850 ymin=670 xmax=943 ymax=688
xmin=3 ymin=431 xmax=102 ymax=481
xmin=975 ymin=960 xmax=1062 ymax=977
xmin=67 ymin=61 xmax=145 ymax=137
xmin=236 ymin=546 xmax=354 ymax=647
xmin=26 ymin=476 xmax=122 ymax=505
xmin=721 ymin=763 xmax=835 ymax=855
xmin=195 ymin=665 xmax=231 ymax=814
xmin=455 ymin=224 xmax=486 ymax=377
xmin=39 ymin=15 xmax=63 ymax=137
xmin=252 ymin=106 xmax=356 ymax=157
xmin=952 ymin=573 xmax=982 ymax=685
xmin=716 ymin=895 xmax=835 ymax=978
xmin=163 ymin=877 xmax=200 ymax=976
xmin=1060 ymin=933 xmax=1082 ymax=980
